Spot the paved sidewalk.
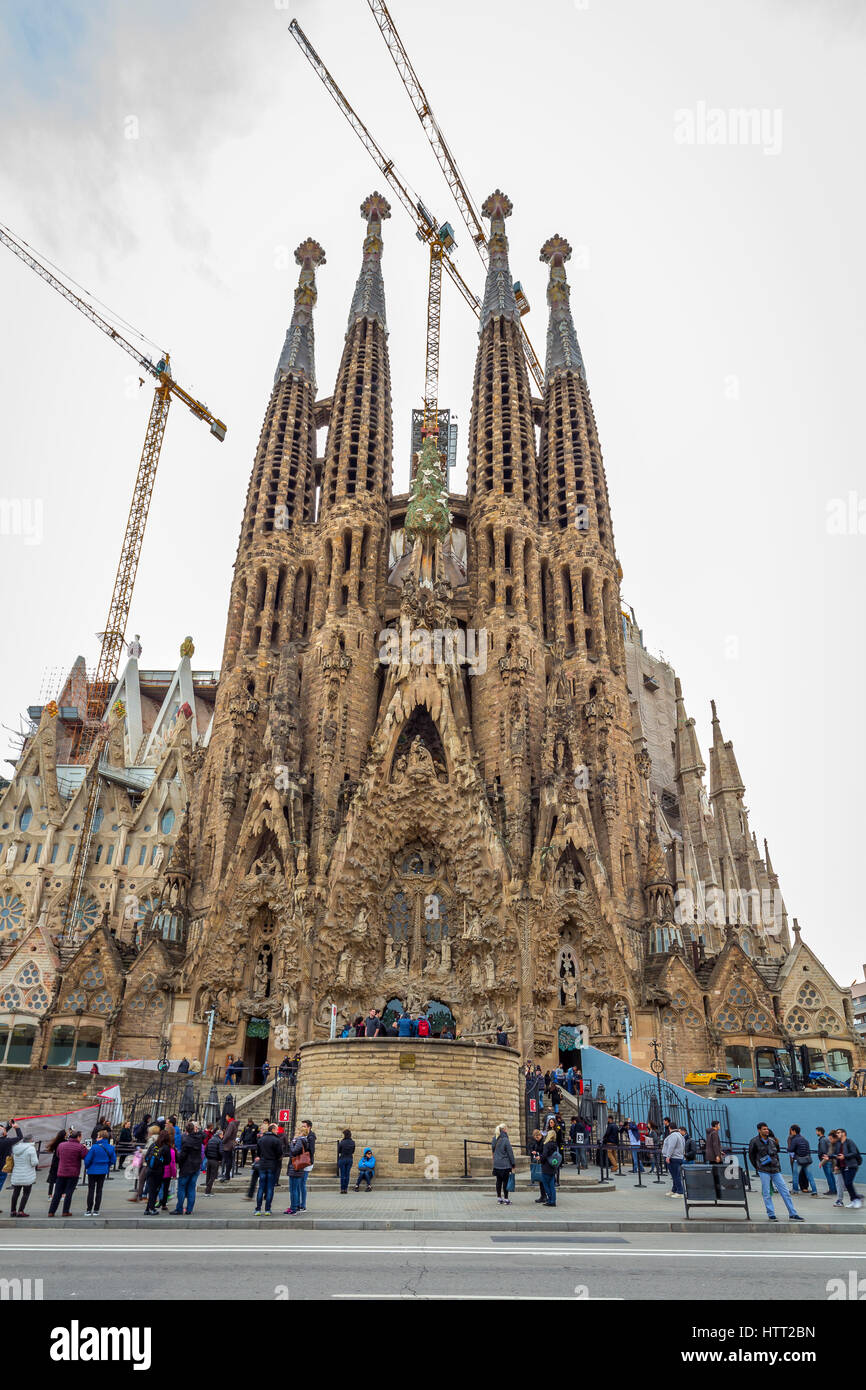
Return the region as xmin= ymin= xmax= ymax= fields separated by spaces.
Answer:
xmin=2 ymin=1169 xmax=863 ymax=1234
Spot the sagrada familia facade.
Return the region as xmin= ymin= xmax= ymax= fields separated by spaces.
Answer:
xmin=0 ymin=190 xmax=860 ymax=1083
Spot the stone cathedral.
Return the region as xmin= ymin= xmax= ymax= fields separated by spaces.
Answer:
xmin=0 ymin=190 xmax=861 ymax=1085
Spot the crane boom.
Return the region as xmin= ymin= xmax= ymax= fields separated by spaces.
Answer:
xmin=0 ymin=222 xmax=227 ymax=438
xmin=289 ymin=19 xmax=480 ymax=324
xmin=361 ymin=1 xmax=545 ymax=393
xmin=365 ymin=0 xmax=488 ymax=266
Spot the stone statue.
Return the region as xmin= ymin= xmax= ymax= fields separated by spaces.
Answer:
xmin=253 ymin=951 xmax=271 ymax=998
xmin=440 ymin=937 xmax=452 ymax=971
xmin=336 ymin=950 xmax=351 ymax=986
xmin=352 ymin=905 xmax=369 ymax=938
xmin=484 ymin=953 xmax=496 ymax=989
xmin=180 ymin=636 xmax=195 ymax=658
xmin=153 ymin=844 xmax=165 ymax=874
xmin=127 ymin=634 xmax=143 ymax=659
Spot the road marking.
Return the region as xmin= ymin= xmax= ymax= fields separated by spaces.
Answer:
xmin=2 ymin=1244 xmax=865 ymax=1259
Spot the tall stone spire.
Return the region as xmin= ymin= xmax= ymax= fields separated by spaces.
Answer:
xmin=709 ymin=700 xmax=746 ymax=798
xmin=320 ymin=193 xmax=393 ymax=512
xmin=479 ymin=189 xmax=521 ymax=328
xmin=348 ymin=191 xmax=390 ymax=330
xmin=674 ymin=678 xmax=706 ymax=780
xmin=540 ymin=235 xmax=585 ymax=382
xmin=222 ymin=234 xmax=325 ymax=673
xmin=274 ymin=238 xmax=325 ymax=387
xmin=536 ymin=234 xmax=613 ymax=552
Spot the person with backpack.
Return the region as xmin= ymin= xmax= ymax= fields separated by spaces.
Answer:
xmin=491 ymin=1124 xmax=516 ymax=1204
xmin=548 ymin=1080 xmax=562 ymax=1116
xmin=748 ymin=1122 xmax=803 ymax=1221
xmin=132 ymin=1113 xmax=152 ymax=1145
xmin=203 ymin=1128 xmax=223 ymax=1195
xmin=681 ymin=1128 xmax=698 ymax=1165
xmin=337 ymin=1129 xmax=356 ymax=1194
xmin=832 ymin=1128 xmax=862 ymax=1208
xmin=397 ymin=1010 xmax=413 ymax=1038
xmin=83 ymin=1128 xmax=117 ymax=1215
xmin=787 ymin=1124 xmax=818 ymax=1196
xmin=8 ymin=1131 xmax=39 ymax=1217
xmin=253 ymin=1124 xmax=284 ymax=1216
xmin=143 ymin=1130 xmax=174 ymax=1215
xmin=356 ymin=1148 xmax=376 ymax=1191
xmin=417 ymin=1014 xmax=431 ymax=1039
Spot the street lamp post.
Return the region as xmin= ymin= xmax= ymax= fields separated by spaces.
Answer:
xmin=615 ymin=1004 xmax=633 ymax=1065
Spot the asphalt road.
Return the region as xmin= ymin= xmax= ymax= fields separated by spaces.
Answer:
xmin=3 ymin=1230 xmax=865 ymax=1300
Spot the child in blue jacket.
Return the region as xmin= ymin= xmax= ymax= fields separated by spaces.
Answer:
xmin=355 ymin=1148 xmax=376 ymax=1191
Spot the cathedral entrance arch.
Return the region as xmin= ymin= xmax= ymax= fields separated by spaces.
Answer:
xmin=242 ymin=1016 xmax=270 ymax=1084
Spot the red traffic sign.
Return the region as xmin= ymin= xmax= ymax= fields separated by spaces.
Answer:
xmin=278 ymin=1110 xmax=291 ymax=1122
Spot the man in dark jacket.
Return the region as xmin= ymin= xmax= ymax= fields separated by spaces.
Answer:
xmin=204 ymin=1128 xmax=223 ymax=1194
xmin=787 ymin=1125 xmax=818 ymax=1196
xmin=705 ymin=1121 xmax=724 ymax=1164
xmin=254 ymin=1124 xmax=284 ymax=1215
xmin=220 ymin=1118 xmax=239 ymax=1181
xmin=834 ymin=1129 xmax=863 ymax=1208
xmin=174 ymin=1124 xmax=204 ymax=1215
xmin=491 ymin=1125 xmax=516 ymax=1203
xmin=749 ymin=1123 xmax=803 ymax=1221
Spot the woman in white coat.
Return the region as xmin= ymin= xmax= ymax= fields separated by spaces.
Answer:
xmin=9 ymin=1133 xmax=39 ymax=1217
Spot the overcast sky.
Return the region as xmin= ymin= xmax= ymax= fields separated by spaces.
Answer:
xmin=0 ymin=0 xmax=863 ymax=985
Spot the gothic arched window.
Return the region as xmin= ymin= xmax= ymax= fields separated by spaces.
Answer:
xmin=387 ymin=891 xmax=411 ymax=942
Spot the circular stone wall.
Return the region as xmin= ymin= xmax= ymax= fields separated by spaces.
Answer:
xmin=296 ymin=1038 xmax=521 ymax=1178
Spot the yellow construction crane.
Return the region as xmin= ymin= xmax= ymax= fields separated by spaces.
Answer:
xmin=0 ymin=222 xmax=226 ymax=758
xmin=290 ymin=20 xmax=481 ymax=441
xmin=0 ymin=222 xmax=226 ymax=942
xmin=365 ymin=0 xmax=545 ymax=393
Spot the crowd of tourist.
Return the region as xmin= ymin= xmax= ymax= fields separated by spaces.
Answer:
xmin=0 ymin=1112 xmax=380 ymax=1219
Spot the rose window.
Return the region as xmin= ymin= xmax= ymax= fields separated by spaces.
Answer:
xmin=90 ymin=992 xmax=113 ymax=1015
xmin=0 ymin=986 xmax=21 ymax=1009
xmin=785 ymin=1008 xmax=810 ymax=1034
xmin=745 ymin=1009 xmax=771 ymax=1032
xmin=82 ymin=966 xmax=105 ymax=989
xmin=727 ymin=985 xmax=752 ymax=1008
xmin=61 ymin=896 xmax=100 ymax=935
xmin=816 ymin=1010 xmax=841 ymax=1033
xmin=0 ymin=893 xmax=25 ymax=940
xmin=61 ymin=990 xmax=86 ymax=1011
xmin=26 ymin=987 xmax=49 ymax=1012
xmin=716 ymin=1008 xmax=740 ymax=1031
xmin=796 ymin=984 xmax=822 ymax=1009
xmin=16 ymin=963 xmax=40 ymax=988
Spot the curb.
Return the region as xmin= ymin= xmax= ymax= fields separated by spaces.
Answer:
xmin=1 ymin=1217 xmax=863 ymax=1234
